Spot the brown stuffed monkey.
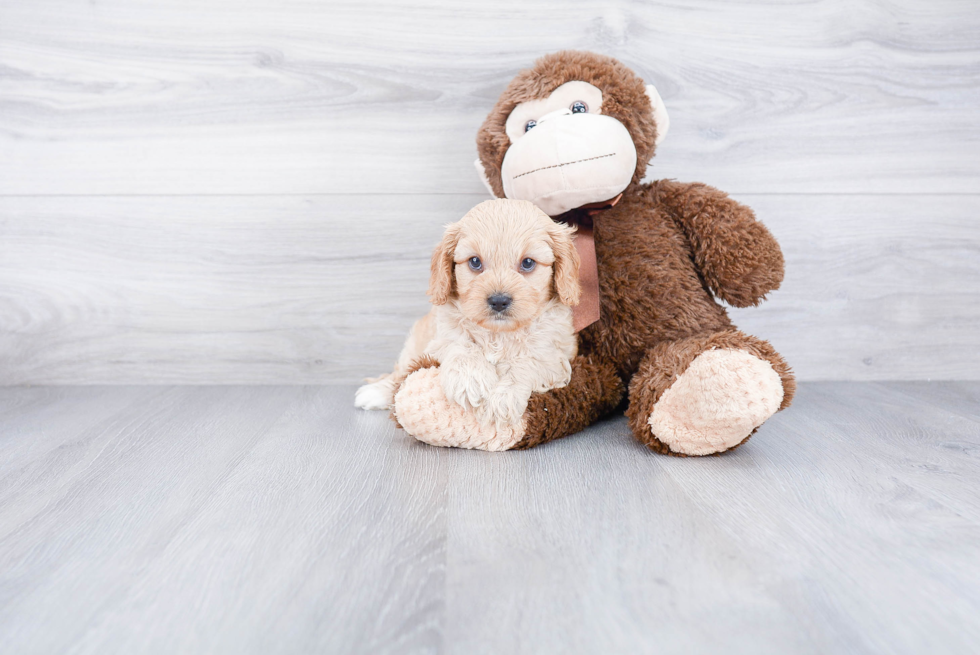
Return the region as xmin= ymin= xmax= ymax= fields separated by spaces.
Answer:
xmin=393 ymin=51 xmax=794 ymax=456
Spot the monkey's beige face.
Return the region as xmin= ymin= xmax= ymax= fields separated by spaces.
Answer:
xmin=486 ymin=80 xmax=669 ymax=217
xmin=430 ymin=200 xmax=579 ymax=333
xmin=502 ymin=82 xmax=636 ymax=217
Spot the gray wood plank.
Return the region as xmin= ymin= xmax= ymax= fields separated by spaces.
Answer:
xmin=0 ymin=382 xmax=978 ymax=653
xmin=1 ymin=0 xmax=978 ymax=195
xmin=1 ymin=193 xmax=977 ymax=385
xmin=442 ymin=382 xmax=980 ymax=654
xmin=0 ymin=386 xmax=446 ymax=654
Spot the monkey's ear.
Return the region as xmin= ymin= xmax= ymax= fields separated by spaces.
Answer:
xmin=548 ymin=222 xmax=582 ymax=307
xmin=645 ymin=84 xmax=670 ymax=146
xmin=427 ymin=223 xmax=462 ymax=305
xmin=474 ymin=159 xmax=500 ymax=198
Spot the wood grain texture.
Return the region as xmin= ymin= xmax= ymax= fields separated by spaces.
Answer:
xmin=1 ymin=0 xmax=978 ymax=383
xmin=0 ymin=386 xmax=447 ymax=654
xmin=0 ymin=382 xmax=978 ymax=653
xmin=1 ymin=193 xmax=977 ymax=385
xmin=1 ymin=0 xmax=979 ymax=195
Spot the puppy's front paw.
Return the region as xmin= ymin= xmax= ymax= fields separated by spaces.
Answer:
xmin=480 ymin=384 xmax=531 ymax=427
xmin=441 ymin=361 xmax=496 ymax=410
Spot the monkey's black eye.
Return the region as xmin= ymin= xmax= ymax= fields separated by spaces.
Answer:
xmin=519 ymin=258 xmax=536 ymax=273
xmin=570 ymin=101 xmax=588 ymax=114
xmin=524 ymin=120 xmax=537 ymax=132
xmin=468 ymin=256 xmax=483 ymax=272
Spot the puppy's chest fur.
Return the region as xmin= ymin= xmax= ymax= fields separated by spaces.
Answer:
xmin=431 ymin=300 xmax=577 ymax=379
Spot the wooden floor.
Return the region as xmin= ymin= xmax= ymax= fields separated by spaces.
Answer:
xmin=1 ymin=382 xmax=977 ymax=654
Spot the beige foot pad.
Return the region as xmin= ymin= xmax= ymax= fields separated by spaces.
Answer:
xmin=648 ymin=349 xmax=783 ymax=456
xmin=393 ymin=368 xmax=526 ymax=452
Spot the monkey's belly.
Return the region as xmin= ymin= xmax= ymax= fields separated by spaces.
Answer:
xmin=586 ymin=270 xmax=732 ymax=377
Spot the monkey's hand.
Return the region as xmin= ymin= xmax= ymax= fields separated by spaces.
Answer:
xmin=655 ymin=180 xmax=784 ymax=307
xmin=393 ymin=365 xmax=525 ymax=451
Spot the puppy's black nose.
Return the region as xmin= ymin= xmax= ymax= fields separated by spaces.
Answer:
xmin=487 ymin=293 xmax=512 ymax=313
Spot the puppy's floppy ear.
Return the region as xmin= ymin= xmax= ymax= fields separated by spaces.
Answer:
xmin=547 ymin=221 xmax=581 ymax=306
xmin=427 ymin=222 xmax=462 ymax=305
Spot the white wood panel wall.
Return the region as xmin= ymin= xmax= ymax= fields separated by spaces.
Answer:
xmin=1 ymin=0 xmax=978 ymax=384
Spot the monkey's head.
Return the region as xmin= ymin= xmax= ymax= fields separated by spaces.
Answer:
xmin=475 ymin=51 xmax=669 ymax=217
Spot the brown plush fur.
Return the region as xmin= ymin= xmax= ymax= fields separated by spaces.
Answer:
xmin=512 ymin=355 xmax=625 ymax=450
xmin=476 ymin=51 xmax=794 ymax=455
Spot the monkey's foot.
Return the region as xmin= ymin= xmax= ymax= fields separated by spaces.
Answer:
xmin=647 ymin=349 xmax=783 ymax=456
xmin=393 ymin=367 xmax=525 ymax=452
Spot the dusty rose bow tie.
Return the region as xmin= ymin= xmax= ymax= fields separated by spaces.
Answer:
xmin=556 ymin=193 xmax=622 ymax=332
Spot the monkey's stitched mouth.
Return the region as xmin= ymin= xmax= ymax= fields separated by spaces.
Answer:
xmin=513 ymin=152 xmax=617 ymax=179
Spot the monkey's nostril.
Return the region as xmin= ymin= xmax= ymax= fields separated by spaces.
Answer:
xmin=487 ymin=293 xmax=512 ymax=313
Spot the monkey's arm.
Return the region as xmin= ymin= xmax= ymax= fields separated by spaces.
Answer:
xmin=511 ymin=355 xmax=625 ymax=449
xmin=654 ymin=180 xmax=784 ymax=307
xmin=391 ymin=353 xmax=621 ymax=450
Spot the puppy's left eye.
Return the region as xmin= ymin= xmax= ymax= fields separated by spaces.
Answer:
xmin=519 ymin=258 xmax=536 ymax=273
xmin=468 ymin=256 xmax=483 ymax=272
xmin=570 ymin=101 xmax=588 ymax=114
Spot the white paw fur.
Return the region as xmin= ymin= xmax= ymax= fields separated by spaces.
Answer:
xmin=477 ymin=383 xmax=531 ymax=428
xmin=648 ymin=349 xmax=783 ymax=456
xmin=354 ymin=378 xmax=396 ymax=410
xmin=440 ymin=357 xmax=498 ymax=411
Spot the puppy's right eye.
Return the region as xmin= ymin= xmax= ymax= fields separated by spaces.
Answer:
xmin=468 ymin=256 xmax=483 ymax=272
xmin=524 ymin=120 xmax=537 ymax=132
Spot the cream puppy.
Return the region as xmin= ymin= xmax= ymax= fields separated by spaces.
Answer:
xmin=355 ymin=199 xmax=580 ymax=428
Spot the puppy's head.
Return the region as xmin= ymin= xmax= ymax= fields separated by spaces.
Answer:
xmin=428 ymin=199 xmax=580 ymax=332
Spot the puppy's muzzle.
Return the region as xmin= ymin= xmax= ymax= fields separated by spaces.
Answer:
xmin=487 ymin=293 xmax=513 ymax=314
